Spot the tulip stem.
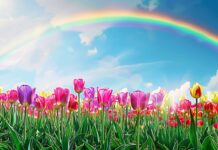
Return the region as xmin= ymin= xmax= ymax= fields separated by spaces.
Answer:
xmin=24 ymin=106 xmax=27 ymax=140
xmin=196 ymin=98 xmax=198 ymax=149
xmin=137 ymin=111 xmax=140 ymax=150
xmin=125 ymin=106 xmax=128 ymax=131
xmin=78 ymin=93 xmax=81 ymax=121
xmin=102 ymin=106 xmax=105 ymax=144
xmin=61 ymin=106 xmax=64 ymax=138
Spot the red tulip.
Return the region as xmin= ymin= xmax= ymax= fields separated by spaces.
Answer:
xmin=197 ymin=120 xmax=204 ymax=127
xmin=68 ymin=94 xmax=78 ymax=112
xmin=186 ymin=119 xmax=191 ymax=125
xmin=73 ymin=79 xmax=85 ymax=93
xmin=204 ymin=102 xmax=213 ymax=112
xmin=130 ymin=90 xmax=150 ymax=112
xmin=214 ymin=123 xmax=218 ymax=129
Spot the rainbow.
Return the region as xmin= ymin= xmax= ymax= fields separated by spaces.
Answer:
xmin=52 ymin=10 xmax=218 ymax=47
xmin=1 ymin=10 xmax=218 ymax=63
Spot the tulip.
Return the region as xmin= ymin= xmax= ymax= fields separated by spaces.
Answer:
xmin=73 ymin=79 xmax=85 ymax=94
xmin=186 ymin=119 xmax=191 ymax=125
xmin=204 ymin=102 xmax=213 ymax=112
xmin=39 ymin=91 xmax=52 ymax=98
xmin=197 ymin=120 xmax=204 ymax=127
xmin=68 ymin=94 xmax=78 ymax=112
xmin=0 ymin=87 xmax=2 ymax=93
xmin=190 ymin=82 xmax=203 ymax=139
xmin=73 ymin=79 xmax=85 ymax=121
xmin=180 ymin=99 xmax=191 ymax=111
xmin=151 ymin=89 xmax=165 ymax=107
xmin=17 ymin=84 xmax=35 ymax=140
xmin=45 ymin=95 xmax=55 ymax=112
xmin=7 ymin=90 xmax=18 ymax=104
xmin=97 ymin=88 xmax=113 ymax=107
xmin=17 ymin=85 xmax=35 ymax=106
xmin=190 ymin=83 xmax=203 ymax=99
xmin=54 ymin=87 xmax=70 ymax=107
xmin=214 ymin=122 xmax=218 ymax=129
xmin=117 ymin=92 xmax=128 ymax=107
xmin=211 ymin=92 xmax=218 ymax=103
xmin=130 ymin=90 xmax=150 ymax=150
xmin=130 ymin=90 xmax=150 ymax=112
xmin=84 ymin=87 xmax=95 ymax=102
xmin=84 ymin=87 xmax=95 ymax=112
xmin=33 ymin=95 xmax=46 ymax=111
xmin=97 ymin=87 xmax=112 ymax=143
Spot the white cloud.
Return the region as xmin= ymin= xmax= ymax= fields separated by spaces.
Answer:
xmin=144 ymin=82 xmax=153 ymax=88
xmin=36 ymin=0 xmax=142 ymax=45
xmin=168 ymin=81 xmax=190 ymax=103
xmin=87 ymin=47 xmax=98 ymax=56
xmin=206 ymin=70 xmax=218 ymax=92
xmin=139 ymin=0 xmax=159 ymax=11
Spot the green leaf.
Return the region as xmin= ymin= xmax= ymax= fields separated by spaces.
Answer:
xmin=113 ymin=121 xmax=125 ymax=144
xmin=0 ymin=114 xmax=23 ymax=150
xmin=201 ymin=136 xmax=218 ymax=150
xmin=140 ymin=135 xmax=156 ymax=150
xmin=83 ymin=140 xmax=95 ymax=150
xmin=172 ymin=141 xmax=178 ymax=150
xmin=115 ymin=143 xmax=136 ymax=150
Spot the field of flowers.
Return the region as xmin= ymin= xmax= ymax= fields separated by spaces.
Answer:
xmin=0 ymin=79 xmax=218 ymax=150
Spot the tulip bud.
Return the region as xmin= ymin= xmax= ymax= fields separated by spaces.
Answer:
xmin=190 ymin=83 xmax=203 ymax=99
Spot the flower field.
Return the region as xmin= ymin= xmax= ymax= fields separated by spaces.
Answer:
xmin=0 ymin=80 xmax=218 ymax=150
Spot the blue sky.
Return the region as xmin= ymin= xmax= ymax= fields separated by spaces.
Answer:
xmin=0 ymin=0 xmax=218 ymax=101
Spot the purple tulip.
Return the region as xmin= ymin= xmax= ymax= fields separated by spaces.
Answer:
xmin=97 ymin=88 xmax=113 ymax=106
xmin=151 ymin=90 xmax=165 ymax=106
xmin=117 ymin=92 xmax=128 ymax=107
xmin=17 ymin=85 xmax=35 ymax=106
xmin=130 ymin=90 xmax=150 ymax=111
xmin=84 ymin=87 xmax=95 ymax=102
xmin=73 ymin=79 xmax=85 ymax=93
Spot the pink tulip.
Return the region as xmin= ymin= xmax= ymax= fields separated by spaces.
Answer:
xmin=34 ymin=95 xmax=46 ymax=111
xmin=130 ymin=90 xmax=150 ymax=112
xmin=54 ymin=87 xmax=70 ymax=107
xmin=45 ymin=95 xmax=55 ymax=111
xmin=84 ymin=87 xmax=95 ymax=102
xmin=117 ymin=92 xmax=128 ymax=107
xmin=7 ymin=90 xmax=18 ymax=104
xmin=180 ymin=99 xmax=191 ymax=111
xmin=74 ymin=79 xmax=85 ymax=93
xmin=97 ymin=88 xmax=112 ymax=106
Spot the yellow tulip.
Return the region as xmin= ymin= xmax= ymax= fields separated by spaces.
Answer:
xmin=190 ymin=83 xmax=203 ymax=99
xmin=161 ymin=93 xmax=171 ymax=110
xmin=211 ymin=92 xmax=218 ymax=103
xmin=200 ymin=94 xmax=208 ymax=103
xmin=39 ymin=91 xmax=52 ymax=98
xmin=0 ymin=87 xmax=2 ymax=93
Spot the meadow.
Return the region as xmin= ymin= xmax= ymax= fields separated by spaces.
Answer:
xmin=0 ymin=80 xmax=217 ymax=150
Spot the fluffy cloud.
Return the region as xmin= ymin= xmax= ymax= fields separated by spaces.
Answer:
xmin=206 ymin=70 xmax=218 ymax=92
xmin=168 ymin=81 xmax=191 ymax=103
